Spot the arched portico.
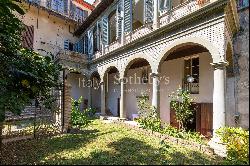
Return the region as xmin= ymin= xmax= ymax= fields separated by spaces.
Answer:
xmin=101 ymin=66 xmax=121 ymax=117
xmin=155 ymin=39 xmax=228 ymax=137
xmin=120 ymin=56 xmax=157 ymax=120
xmin=89 ymin=71 xmax=101 ymax=112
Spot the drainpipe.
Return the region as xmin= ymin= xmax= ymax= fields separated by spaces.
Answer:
xmin=62 ymin=69 xmax=65 ymax=132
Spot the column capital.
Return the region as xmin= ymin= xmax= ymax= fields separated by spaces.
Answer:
xmin=120 ymin=78 xmax=126 ymax=83
xmin=210 ymin=61 xmax=228 ymax=70
xmin=150 ymin=73 xmax=159 ymax=78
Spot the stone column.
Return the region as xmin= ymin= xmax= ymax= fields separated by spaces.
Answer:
xmin=208 ymin=61 xmax=228 ymax=157
xmin=211 ymin=61 xmax=228 ymax=136
xmin=100 ymin=81 xmax=106 ymax=115
xmin=120 ymin=78 xmax=125 ymax=119
xmin=153 ymin=0 xmax=159 ymax=30
xmin=151 ymin=73 xmax=160 ymax=113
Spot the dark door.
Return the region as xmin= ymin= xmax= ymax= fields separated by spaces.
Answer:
xmin=200 ymin=103 xmax=213 ymax=137
xmin=117 ymin=98 xmax=120 ymax=117
xmin=170 ymin=108 xmax=179 ymax=129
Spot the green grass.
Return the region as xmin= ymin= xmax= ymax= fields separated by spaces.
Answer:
xmin=1 ymin=119 xmax=224 ymax=165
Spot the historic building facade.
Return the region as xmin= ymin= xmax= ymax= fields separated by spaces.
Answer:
xmin=19 ymin=0 xmax=248 ymax=139
xmin=56 ymin=0 xmax=245 ymax=138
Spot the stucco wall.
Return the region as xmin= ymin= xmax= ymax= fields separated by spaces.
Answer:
xmin=18 ymin=5 xmax=78 ymax=57
xmin=107 ymin=72 xmax=121 ymax=116
xmin=91 ymin=78 xmax=101 ymax=112
xmin=159 ymin=52 xmax=214 ymax=122
xmin=67 ymin=73 xmax=89 ymax=111
xmin=125 ymin=66 xmax=152 ymax=120
xmin=233 ymin=8 xmax=249 ymax=129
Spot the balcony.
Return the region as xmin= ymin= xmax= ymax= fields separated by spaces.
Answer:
xmin=26 ymin=0 xmax=86 ymax=23
xmin=55 ymin=50 xmax=88 ymax=65
xmin=92 ymin=0 xmax=212 ymax=61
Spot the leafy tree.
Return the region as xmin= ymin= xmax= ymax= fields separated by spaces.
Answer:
xmin=169 ymin=87 xmax=194 ymax=131
xmin=0 ymin=0 xmax=61 ymax=160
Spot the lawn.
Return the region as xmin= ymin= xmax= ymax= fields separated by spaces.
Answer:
xmin=1 ymin=119 xmax=224 ymax=165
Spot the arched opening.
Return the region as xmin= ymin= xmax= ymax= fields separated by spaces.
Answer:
xmin=123 ymin=58 xmax=152 ymax=120
xmin=103 ymin=66 xmax=121 ymax=116
xmin=90 ymin=71 xmax=101 ymax=113
xmin=108 ymin=10 xmax=117 ymax=44
xmin=66 ymin=72 xmax=89 ymax=111
xmin=158 ymin=43 xmax=213 ymax=137
xmin=132 ymin=0 xmax=144 ymax=30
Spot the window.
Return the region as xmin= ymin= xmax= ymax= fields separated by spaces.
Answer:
xmin=159 ymin=0 xmax=172 ymax=11
xmin=183 ymin=56 xmax=199 ymax=94
xmin=22 ymin=25 xmax=34 ymax=50
xmin=237 ymin=0 xmax=249 ymax=10
xmin=51 ymin=0 xmax=65 ymax=14
xmin=108 ymin=10 xmax=117 ymax=44
xmin=75 ymin=8 xmax=88 ymax=23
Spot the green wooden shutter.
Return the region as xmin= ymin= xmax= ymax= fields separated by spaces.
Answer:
xmin=70 ymin=1 xmax=76 ymax=19
xmin=123 ymin=0 xmax=132 ymax=33
xmin=88 ymin=30 xmax=93 ymax=55
xmin=64 ymin=0 xmax=68 ymax=15
xmin=64 ymin=39 xmax=69 ymax=50
xmin=58 ymin=0 xmax=64 ymax=14
xmin=116 ymin=1 xmax=123 ymax=39
xmin=84 ymin=34 xmax=88 ymax=54
xmin=102 ymin=16 xmax=109 ymax=45
xmin=79 ymin=39 xmax=83 ymax=53
xmin=97 ymin=21 xmax=101 ymax=50
xmin=144 ymin=0 xmax=153 ymax=23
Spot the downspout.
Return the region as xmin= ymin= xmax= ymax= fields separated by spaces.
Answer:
xmin=62 ymin=69 xmax=65 ymax=132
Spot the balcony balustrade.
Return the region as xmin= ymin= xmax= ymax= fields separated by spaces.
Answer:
xmin=92 ymin=0 xmax=211 ymax=60
xmin=26 ymin=0 xmax=86 ymax=23
xmin=55 ymin=50 xmax=88 ymax=64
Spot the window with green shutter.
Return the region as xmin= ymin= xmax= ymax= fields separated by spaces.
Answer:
xmin=237 ymin=0 xmax=249 ymax=10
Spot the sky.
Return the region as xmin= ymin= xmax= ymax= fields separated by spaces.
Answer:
xmin=85 ymin=0 xmax=95 ymax=4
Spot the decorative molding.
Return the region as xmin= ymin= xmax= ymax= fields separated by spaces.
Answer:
xmin=211 ymin=61 xmax=229 ymax=70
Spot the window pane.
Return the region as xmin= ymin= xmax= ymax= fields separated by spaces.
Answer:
xmin=184 ymin=59 xmax=191 ymax=81
xmin=192 ymin=57 xmax=199 ymax=83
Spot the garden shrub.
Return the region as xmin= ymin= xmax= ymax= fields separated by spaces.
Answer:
xmin=216 ymin=127 xmax=249 ymax=164
xmin=70 ymin=97 xmax=94 ymax=129
xmin=136 ymin=94 xmax=162 ymax=132
xmin=169 ymin=87 xmax=195 ymax=131
xmin=161 ymin=124 xmax=204 ymax=144
xmin=136 ymin=93 xmax=204 ymax=143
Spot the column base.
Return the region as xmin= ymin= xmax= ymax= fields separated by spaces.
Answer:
xmin=208 ymin=137 xmax=227 ymax=157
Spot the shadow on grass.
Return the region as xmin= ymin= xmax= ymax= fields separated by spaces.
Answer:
xmin=65 ymin=138 xmax=221 ymax=165
xmin=1 ymin=129 xmax=107 ymax=165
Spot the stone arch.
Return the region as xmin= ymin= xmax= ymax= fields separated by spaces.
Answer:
xmin=121 ymin=53 xmax=157 ymax=78
xmin=89 ymin=70 xmax=101 ymax=80
xmin=156 ymin=37 xmax=222 ymax=72
xmin=100 ymin=64 xmax=121 ymax=82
